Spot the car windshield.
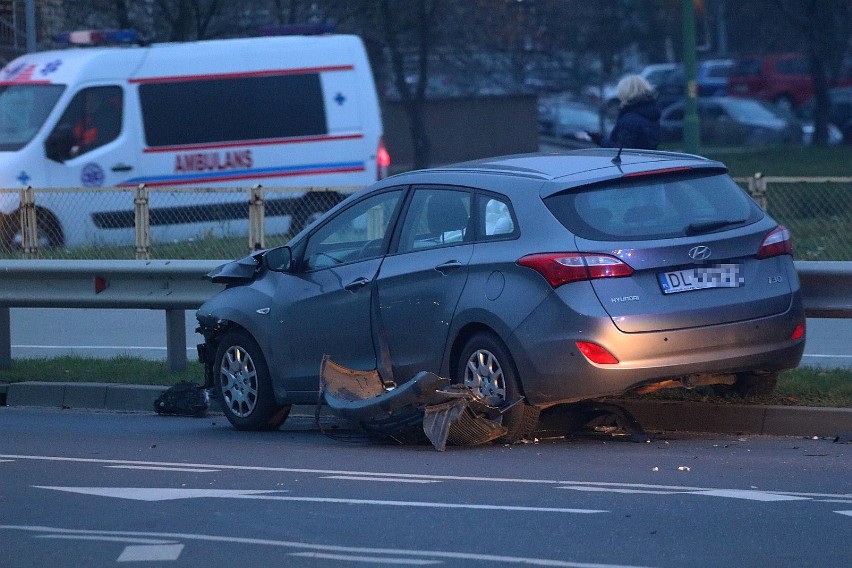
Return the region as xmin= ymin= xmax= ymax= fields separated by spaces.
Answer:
xmin=0 ymin=84 xmax=65 ymax=151
xmin=544 ymin=171 xmax=762 ymax=241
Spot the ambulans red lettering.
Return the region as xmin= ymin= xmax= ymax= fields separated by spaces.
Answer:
xmin=174 ymin=150 xmax=253 ymax=173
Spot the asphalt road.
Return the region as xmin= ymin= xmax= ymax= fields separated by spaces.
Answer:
xmin=0 ymin=406 xmax=849 ymax=567
xmin=9 ymin=307 xmax=852 ymax=368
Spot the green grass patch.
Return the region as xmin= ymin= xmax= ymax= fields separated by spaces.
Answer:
xmin=1 ymin=357 xmax=849 ymax=408
xmin=0 ymin=356 xmax=205 ymax=387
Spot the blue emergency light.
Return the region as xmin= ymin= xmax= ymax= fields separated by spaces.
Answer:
xmin=54 ymin=29 xmax=140 ymax=46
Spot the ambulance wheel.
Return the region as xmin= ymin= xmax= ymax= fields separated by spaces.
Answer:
xmin=3 ymin=209 xmax=64 ymax=250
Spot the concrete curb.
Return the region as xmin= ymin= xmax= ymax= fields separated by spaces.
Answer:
xmin=2 ymin=381 xmax=851 ymax=438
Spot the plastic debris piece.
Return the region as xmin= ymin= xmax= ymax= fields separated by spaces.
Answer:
xmin=678 ymin=466 xmax=691 ymax=472
xmin=652 ymin=467 xmax=659 ymax=472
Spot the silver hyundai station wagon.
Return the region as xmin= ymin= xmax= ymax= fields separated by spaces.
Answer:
xmin=197 ymin=149 xmax=805 ymax=442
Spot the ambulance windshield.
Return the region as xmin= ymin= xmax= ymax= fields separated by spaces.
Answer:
xmin=0 ymin=84 xmax=65 ymax=151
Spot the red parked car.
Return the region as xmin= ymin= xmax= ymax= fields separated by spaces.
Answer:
xmin=728 ymin=53 xmax=851 ymax=111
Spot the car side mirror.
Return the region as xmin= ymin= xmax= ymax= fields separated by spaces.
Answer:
xmin=45 ymin=127 xmax=75 ymax=163
xmin=265 ymin=246 xmax=293 ymax=272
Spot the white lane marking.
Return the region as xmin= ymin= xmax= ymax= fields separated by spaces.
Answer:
xmin=321 ymin=475 xmax=440 ymax=484
xmin=7 ymin=454 xmax=850 ymax=501
xmin=35 ymin=487 xmax=285 ymax=501
xmin=35 ymin=486 xmax=606 ymax=514
xmin=291 ymin=552 xmax=441 ymax=564
xmin=560 ymin=486 xmax=810 ymax=502
xmin=559 ymin=487 xmax=685 ymax=495
xmin=0 ymin=460 xmax=13 ymax=463
xmin=118 ymin=544 xmax=184 ymax=562
xmin=1 ymin=525 xmax=656 ymax=568
xmin=690 ymin=489 xmax=809 ymax=502
xmin=835 ymin=511 xmax=852 ymax=518
xmin=105 ymin=465 xmax=219 ymax=473
xmin=817 ymin=500 xmax=852 ymax=504
xmin=801 ymin=353 xmax=852 ymax=359
xmin=36 ymin=535 xmax=176 ymax=545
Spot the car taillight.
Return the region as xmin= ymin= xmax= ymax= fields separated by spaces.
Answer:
xmin=757 ymin=226 xmax=793 ymax=259
xmin=517 ymin=253 xmax=633 ymax=288
xmin=791 ymin=319 xmax=805 ymax=341
xmin=376 ymin=137 xmax=391 ymax=180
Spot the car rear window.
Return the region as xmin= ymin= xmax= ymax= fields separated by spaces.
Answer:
xmin=544 ymin=171 xmax=763 ymax=241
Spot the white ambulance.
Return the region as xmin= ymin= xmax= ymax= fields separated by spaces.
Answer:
xmin=0 ymin=29 xmax=389 ymax=248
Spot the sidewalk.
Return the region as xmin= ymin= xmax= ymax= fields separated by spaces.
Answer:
xmin=2 ymin=381 xmax=850 ymax=438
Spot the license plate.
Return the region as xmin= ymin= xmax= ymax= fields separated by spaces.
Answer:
xmin=658 ymin=264 xmax=743 ymax=294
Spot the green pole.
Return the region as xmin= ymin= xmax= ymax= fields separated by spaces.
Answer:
xmin=682 ymin=0 xmax=700 ymax=153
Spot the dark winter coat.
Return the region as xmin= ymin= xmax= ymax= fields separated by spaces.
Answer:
xmin=604 ymin=95 xmax=661 ymax=150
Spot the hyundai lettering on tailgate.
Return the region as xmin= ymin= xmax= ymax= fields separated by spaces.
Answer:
xmin=658 ymin=263 xmax=743 ymax=294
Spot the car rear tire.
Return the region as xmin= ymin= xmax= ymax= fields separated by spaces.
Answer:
xmin=215 ymin=330 xmax=291 ymax=430
xmin=456 ymin=332 xmax=540 ymax=443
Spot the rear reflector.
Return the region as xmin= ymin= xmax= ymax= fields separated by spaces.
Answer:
xmin=757 ymin=226 xmax=793 ymax=259
xmin=517 ymin=253 xmax=633 ymax=288
xmin=576 ymin=341 xmax=619 ymax=364
xmin=791 ymin=320 xmax=805 ymax=341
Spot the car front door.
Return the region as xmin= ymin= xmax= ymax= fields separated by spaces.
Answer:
xmin=269 ymin=188 xmax=404 ymax=394
xmin=376 ymin=186 xmax=474 ymax=382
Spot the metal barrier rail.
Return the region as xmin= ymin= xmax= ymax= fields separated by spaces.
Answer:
xmin=0 ymin=260 xmax=849 ymax=372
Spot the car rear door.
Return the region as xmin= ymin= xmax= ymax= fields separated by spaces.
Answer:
xmin=376 ymin=186 xmax=474 ymax=381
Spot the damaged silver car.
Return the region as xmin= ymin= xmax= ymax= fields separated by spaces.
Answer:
xmin=196 ymin=149 xmax=805 ymax=444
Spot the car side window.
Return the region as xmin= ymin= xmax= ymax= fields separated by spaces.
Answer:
xmin=302 ymin=189 xmax=403 ymax=271
xmin=397 ymin=188 xmax=472 ymax=253
xmin=479 ymin=194 xmax=516 ymax=239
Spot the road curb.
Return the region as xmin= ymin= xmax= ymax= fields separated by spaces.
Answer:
xmin=2 ymin=381 xmax=851 ymax=438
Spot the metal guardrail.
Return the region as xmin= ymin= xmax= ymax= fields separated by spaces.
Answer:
xmin=0 ymin=260 xmax=224 ymax=371
xmin=0 ymin=260 xmax=848 ymax=373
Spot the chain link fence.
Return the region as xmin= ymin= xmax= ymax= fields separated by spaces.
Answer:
xmin=0 ymin=185 xmax=360 ymax=260
xmin=1 ymin=178 xmax=850 ymax=261
xmin=734 ymin=176 xmax=852 ymax=261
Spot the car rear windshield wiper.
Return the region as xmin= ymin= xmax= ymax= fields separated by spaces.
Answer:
xmin=685 ymin=218 xmax=746 ymax=236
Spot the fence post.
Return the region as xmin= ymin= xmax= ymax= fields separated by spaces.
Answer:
xmin=248 ymin=184 xmax=265 ymax=252
xmin=19 ymin=186 xmax=38 ymax=259
xmin=749 ymin=172 xmax=767 ymax=210
xmin=134 ymin=183 xmax=150 ymax=260
xmin=0 ymin=307 xmax=10 ymax=370
xmin=165 ymin=309 xmax=188 ymax=372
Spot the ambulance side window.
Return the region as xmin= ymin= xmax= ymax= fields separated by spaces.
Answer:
xmin=46 ymin=86 xmax=123 ymax=162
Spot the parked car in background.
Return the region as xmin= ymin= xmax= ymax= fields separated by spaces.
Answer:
xmin=800 ymin=87 xmax=852 ymax=144
xmin=660 ymin=97 xmax=802 ymax=146
xmin=539 ymin=98 xmax=612 ymax=148
xmin=697 ymin=59 xmax=733 ymax=96
xmin=197 ymin=150 xmax=805 ymax=442
xmin=727 ymin=53 xmax=832 ymax=111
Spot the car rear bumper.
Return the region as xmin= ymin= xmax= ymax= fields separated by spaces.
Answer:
xmin=507 ymin=288 xmax=805 ymax=407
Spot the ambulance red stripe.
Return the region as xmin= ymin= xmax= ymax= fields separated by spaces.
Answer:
xmin=129 ymin=65 xmax=354 ymax=84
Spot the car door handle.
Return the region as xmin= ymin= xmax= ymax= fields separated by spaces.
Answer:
xmin=111 ymin=163 xmax=133 ymax=172
xmin=344 ymin=277 xmax=370 ymax=292
xmin=435 ymin=260 xmax=463 ymax=274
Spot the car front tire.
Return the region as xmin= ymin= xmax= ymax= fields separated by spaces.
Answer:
xmin=215 ymin=330 xmax=291 ymax=430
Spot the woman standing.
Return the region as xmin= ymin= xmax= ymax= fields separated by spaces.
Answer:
xmin=603 ymin=75 xmax=661 ymax=150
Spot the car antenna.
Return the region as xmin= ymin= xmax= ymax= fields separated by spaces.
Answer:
xmin=612 ymin=146 xmax=623 ymax=165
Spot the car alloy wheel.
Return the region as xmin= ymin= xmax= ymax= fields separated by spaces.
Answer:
xmin=220 ymin=343 xmax=259 ymax=418
xmin=463 ymin=348 xmax=507 ymax=406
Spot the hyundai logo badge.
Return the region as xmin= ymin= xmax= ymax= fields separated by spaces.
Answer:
xmin=688 ymin=245 xmax=711 ymax=260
